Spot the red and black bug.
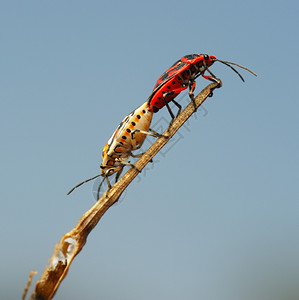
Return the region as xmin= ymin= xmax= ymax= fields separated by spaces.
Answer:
xmin=147 ymin=54 xmax=257 ymax=121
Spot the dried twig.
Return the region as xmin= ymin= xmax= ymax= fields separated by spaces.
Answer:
xmin=26 ymin=81 xmax=221 ymax=300
xmin=22 ymin=270 xmax=37 ymax=300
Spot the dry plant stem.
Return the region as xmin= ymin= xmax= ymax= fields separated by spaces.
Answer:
xmin=22 ymin=270 xmax=37 ymax=300
xmin=27 ymin=81 xmax=221 ymax=300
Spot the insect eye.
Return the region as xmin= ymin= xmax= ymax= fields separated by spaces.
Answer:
xmin=107 ymin=169 xmax=115 ymax=176
xmin=203 ymin=54 xmax=209 ymax=60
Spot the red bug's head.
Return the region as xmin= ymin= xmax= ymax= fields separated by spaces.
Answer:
xmin=200 ymin=54 xmax=217 ymax=68
xmin=185 ymin=54 xmax=217 ymax=77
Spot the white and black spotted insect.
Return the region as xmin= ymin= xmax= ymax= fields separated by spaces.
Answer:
xmin=67 ymin=101 xmax=164 ymax=199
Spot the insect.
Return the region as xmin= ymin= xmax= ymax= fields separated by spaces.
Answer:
xmin=147 ymin=54 xmax=257 ymax=121
xmin=67 ymin=101 xmax=164 ymax=199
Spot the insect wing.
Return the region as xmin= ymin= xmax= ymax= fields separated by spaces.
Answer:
xmin=146 ymin=61 xmax=190 ymax=105
xmin=153 ymin=54 xmax=200 ymax=92
xmin=105 ymin=102 xmax=151 ymax=156
xmin=181 ymin=54 xmax=200 ymax=64
xmin=105 ymin=111 xmax=132 ymax=155
xmin=153 ymin=60 xmax=190 ymax=91
xmin=154 ymin=54 xmax=200 ymax=90
xmin=113 ymin=111 xmax=134 ymax=142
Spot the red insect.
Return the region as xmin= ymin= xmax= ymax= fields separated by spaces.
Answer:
xmin=147 ymin=54 xmax=257 ymax=121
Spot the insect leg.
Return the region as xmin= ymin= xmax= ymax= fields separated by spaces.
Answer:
xmin=115 ymin=167 xmax=124 ymax=183
xmin=132 ymin=128 xmax=167 ymax=139
xmin=162 ymin=91 xmax=176 ymax=121
xmin=120 ymin=161 xmax=141 ymax=173
xmin=188 ymin=80 xmax=197 ymax=111
xmin=104 ymin=175 xmax=112 ymax=189
xmin=200 ymin=61 xmax=221 ymax=89
xmin=163 ymin=86 xmax=186 ymax=123
xmin=130 ymin=152 xmax=153 ymax=163
xmin=168 ymin=86 xmax=186 ymax=115
xmin=202 ymin=74 xmax=220 ymax=83
xmin=149 ymin=128 xmax=169 ymax=138
xmin=97 ymin=167 xmax=123 ymax=200
xmin=171 ymin=99 xmax=182 ymax=118
xmin=130 ymin=152 xmax=145 ymax=158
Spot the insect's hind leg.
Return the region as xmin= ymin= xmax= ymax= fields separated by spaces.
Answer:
xmin=162 ymin=93 xmax=176 ymax=122
xmin=171 ymin=99 xmax=182 ymax=118
xmin=163 ymin=86 xmax=186 ymax=127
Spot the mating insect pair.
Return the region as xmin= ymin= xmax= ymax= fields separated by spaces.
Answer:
xmin=68 ymin=53 xmax=257 ymax=199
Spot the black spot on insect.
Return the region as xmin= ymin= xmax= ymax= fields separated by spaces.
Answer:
xmin=153 ymin=106 xmax=159 ymax=113
xmin=142 ymin=110 xmax=146 ymax=113
xmin=158 ymin=97 xmax=162 ymax=100
xmin=126 ymin=129 xmax=131 ymax=133
xmin=184 ymin=54 xmax=198 ymax=60
xmin=172 ymin=81 xmax=176 ymax=85
xmin=167 ymin=86 xmax=171 ymax=89
xmin=161 ymin=72 xmax=169 ymax=81
xmin=172 ymin=62 xmax=188 ymax=71
xmin=137 ymin=115 xmax=141 ymax=119
xmin=122 ymin=136 xmax=127 ymax=140
xmin=131 ymin=122 xmax=136 ymax=126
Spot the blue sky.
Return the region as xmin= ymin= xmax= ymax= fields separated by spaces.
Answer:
xmin=1 ymin=1 xmax=298 ymax=299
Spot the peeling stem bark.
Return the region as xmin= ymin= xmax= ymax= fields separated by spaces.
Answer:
xmin=27 ymin=81 xmax=221 ymax=300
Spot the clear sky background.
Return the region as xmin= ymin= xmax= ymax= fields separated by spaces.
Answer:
xmin=1 ymin=1 xmax=298 ymax=300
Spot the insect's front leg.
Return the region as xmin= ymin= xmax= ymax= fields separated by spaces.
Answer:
xmin=120 ymin=161 xmax=141 ymax=173
xmin=202 ymin=74 xmax=219 ymax=82
xmin=131 ymin=128 xmax=167 ymax=139
xmin=96 ymin=174 xmax=112 ymax=200
xmin=201 ymin=75 xmax=222 ymax=97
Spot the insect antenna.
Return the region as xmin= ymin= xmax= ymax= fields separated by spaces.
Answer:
xmin=215 ymin=60 xmax=257 ymax=82
xmin=67 ymin=174 xmax=102 ymax=195
xmin=96 ymin=177 xmax=106 ymax=200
